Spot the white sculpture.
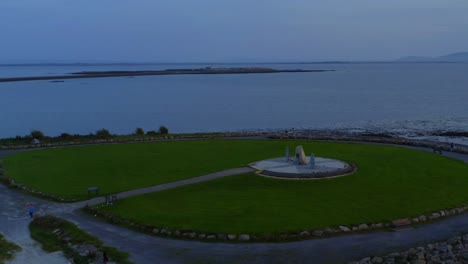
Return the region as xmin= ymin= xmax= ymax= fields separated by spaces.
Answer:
xmin=295 ymin=145 xmax=308 ymax=165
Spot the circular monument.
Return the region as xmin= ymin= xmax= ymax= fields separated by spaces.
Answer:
xmin=250 ymin=145 xmax=355 ymax=179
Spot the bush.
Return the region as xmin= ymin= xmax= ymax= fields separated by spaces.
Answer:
xmin=30 ymin=130 xmax=45 ymax=139
xmin=0 ymin=233 xmax=21 ymax=263
xmin=135 ymin=128 xmax=145 ymax=136
xmin=29 ymin=215 xmax=132 ymax=264
xmin=146 ymin=130 xmax=158 ymax=136
xmin=59 ymin=133 xmax=72 ymax=139
xmin=96 ymin=129 xmax=111 ymax=139
xmin=159 ymin=126 xmax=169 ymax=135
xmin=0 ymin=161 xmax=10 ymax=186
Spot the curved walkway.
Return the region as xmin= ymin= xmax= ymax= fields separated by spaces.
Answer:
xmin=1 ymin=141 xmax=468 ymax=263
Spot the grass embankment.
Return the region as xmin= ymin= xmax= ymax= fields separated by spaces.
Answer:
xmin=0 ymin=233 xmax=20 ymax=264
xmin=96 ymin=142 xmax=468 ymax=234
xmin=29 ymin=215 xmax=131 ymax=264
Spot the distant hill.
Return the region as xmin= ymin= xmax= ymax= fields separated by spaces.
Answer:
xmin=397 ymin=56 xmax=434 ymax=62
xmin=397 ymin=52 xmax=468 ymax=62
xmin=437 ymin=52 xmax=468 ymax=62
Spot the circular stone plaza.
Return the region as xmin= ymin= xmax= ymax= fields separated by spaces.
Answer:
xmin=250 ymin=145 xmax=355 ymax=178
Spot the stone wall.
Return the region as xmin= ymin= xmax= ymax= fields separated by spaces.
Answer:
xmin=84 ymin=204 xmax=468 ymax=243
xmin=351 ymin=234 xmax=468 ymax=264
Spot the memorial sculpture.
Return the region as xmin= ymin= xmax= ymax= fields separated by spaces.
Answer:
xmin=251 ymin=145 xmax=353 ymax=179
xmin=309 ymin=153 xmax=315 ymax=169
xmin=295 ymin=145 xmax=308 ymax=165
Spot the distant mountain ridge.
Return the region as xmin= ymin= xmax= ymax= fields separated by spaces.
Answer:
xmin=398 ymin=52 xmax=468 ymax=62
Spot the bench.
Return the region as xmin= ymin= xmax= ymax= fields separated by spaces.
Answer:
xmin=87 ymin=186 xmax=99 ymax=196
xmin=433 ymin=148 xmax=442 ymax=154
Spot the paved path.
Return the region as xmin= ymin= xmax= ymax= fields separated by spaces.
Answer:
xmin=1 ymin=141 xmax=468 ymax=263
xmin=70 ymin=167 xmax=255 ymax=209
xmin=311 ymin=139 xmax=468 ymax=163
xmin=0 ymin=184 xmax=69 ymax=264
xmin=402 ymin=145 xmax=468 ymax=162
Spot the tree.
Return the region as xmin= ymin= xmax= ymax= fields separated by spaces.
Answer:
xmin=60 ymin=132 xmax=71 ymax=138
xmin=146 ymin=130 xmax=158 ymax=136
xmin=59 ymin=132 xmax=72 ymax=139
xmin=135 ymin=127 xmax=145 ymax=135
xmin=96 ymin=129 xmax=111 ymax=139
xmin=159 ymin=126 xmax=169 ymax=135
xmin=30 ymin=130 xmax=45 ymax=139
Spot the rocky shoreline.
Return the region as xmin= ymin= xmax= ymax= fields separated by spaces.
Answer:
xmin=351 ymin=234 xmax=468 ymax=264
xmin=1 ymin=130 xmax=467 ymax=152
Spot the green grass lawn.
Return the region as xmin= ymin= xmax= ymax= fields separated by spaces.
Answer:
xmin=4 ymin=140 xmax=294 ymax=200
xmin=30 ymin=215 xmax=131 ymax=264
xmin=93 ymin=141 xmax=468 ymax=234
xmin=5 ymin=139 xmax=468 ymax=234
xmin=0 ymin=233 xmax=20 ymax=264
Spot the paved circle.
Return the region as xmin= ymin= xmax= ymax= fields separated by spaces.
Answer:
xmin=250 ymin=156 xmax=355 ymax=179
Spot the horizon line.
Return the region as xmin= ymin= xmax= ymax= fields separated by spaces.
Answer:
xmin=1 ymin=60 xmax=466 ymax=66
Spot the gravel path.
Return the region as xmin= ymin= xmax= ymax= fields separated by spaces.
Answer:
xmin=1 ymin=141 xmax=468 ymax=264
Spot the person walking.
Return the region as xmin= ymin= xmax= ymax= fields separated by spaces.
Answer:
xmin=450 ymin=142 xmax=455 ymax=152
xmin=103 ymin=251 xmax=109 ymax=264
xmin=28 ymin=204 xmax=35 ymax=218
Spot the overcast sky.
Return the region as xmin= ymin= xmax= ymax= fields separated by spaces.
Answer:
xmin=1 ymin=0 xmax=467 ymax=63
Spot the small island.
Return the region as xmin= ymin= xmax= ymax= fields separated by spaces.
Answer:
xmin=0 ymin=67 xmax=332 ymax=83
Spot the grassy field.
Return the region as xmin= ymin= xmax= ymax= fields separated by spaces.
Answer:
xmin=30 ymin=215 xmax=131 ymax=264
xmin=4 ymin=139 xmax=392 ymax=200
xmin=4 ymin=140 xmax=289 ymax=200
xmin=0 ymin=233 xmax=20 ymax=264
xmin=93 ymin=142 xmax=468 ymax=234
xmin=5 ymin=139 xmax=468 ymax=233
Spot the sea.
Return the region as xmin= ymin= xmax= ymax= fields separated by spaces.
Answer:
xmin=1 ymin=63 xmax=467 ymax=144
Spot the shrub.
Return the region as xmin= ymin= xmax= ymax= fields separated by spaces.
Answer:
xmin=146 ymin=130 xmax=158 ymax=136
xmin=0 ymin=161 xmax=9 ymax=186
xmin=135 ymin=128 xmax=145 ymax=136
xmin=30 ymin=215 xmax=131 ymax=264
xmin=96 ymin=129 xmax=111 ymax=139
xmin=30 ymin=130 xmax=45 ymax=139
xmin=159 ymin=126 xmax=169 ymax=135
xmin=0 ymin=233 xmax=21 ymax=263
xmin=59 ymin=133 xmax=72 ymax=139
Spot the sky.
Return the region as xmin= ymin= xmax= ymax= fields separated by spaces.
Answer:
xmin=1 ymin=0 xmax=467 ymax=63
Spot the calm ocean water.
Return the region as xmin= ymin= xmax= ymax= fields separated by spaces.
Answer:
xmin=0 ymin=63 xmax=467 ymax=138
